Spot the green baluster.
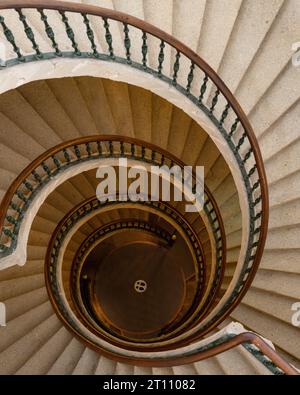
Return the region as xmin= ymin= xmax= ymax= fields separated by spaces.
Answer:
xmin=198 ymin=74 xmax=208 ymax=103
xmin=172 ymin=51 xmax=180 ymax=85
xmin=97 ymin=141 xmax=102 ymax=156
xmin=16 ymin=9 xmax=42 ymax=58
xmin=59 ymin=11 xmax=80 ymax=55
xmin=3 ymin=228 xmax=14 ymax=239
xmin=151 ymin=150 xmax=156 ymax=162
xmin=236 ymin=131 xmax=246 ymax=151
xmin=16 ymin=190 xmax=27 ymax=203
xmin=22 ymin=180 xmax=33 ymax=192
xmin=123 ymin=23 xmax=131 ymax=63
xmin=73 ymin=145 xmax=81 ymax=160
xmin=220 ymin=103 xmax=230 ymax=126
xmin=243 ymin=148 xmax=253 ymax=163
xmin=141 ymin=31 xmax=147 ymax=68
xmin=158 ymin=40 xmax=165 ymax=76
xmin=52 ymin=155 xmax=61 ymax=169
xmin=0 ymin=15 xmax=24 ymax=61
xmin=229 ymin=118 xmax=239 ymax=137
xmin=252 ymin=180 xmax=260 ymax=192
xmin=120 ymin=141 xmax=125 ymax=156
xmin=32 ymin=170 xmax=42 ymax=184
xmin=131 ymin=143 xmax=135 ymax=157
xmin=210 ymin=89 xmax=220 ymax=113
xmin=248 ymin=165 xmax=256 ymax=178
xmin=10 ymin=202 xmax=22 ymax=215
xmin=38 ymin=9 xmax=61 ymax=56
xmin=6 ymin=215 xmax=17 ymax=226
xmin=85 ymin=142 xmax=92 ymax=157
xmin=186 ymin=61 xmax=195 ymax=94
xmin=253 ymin=196 xmax=262 ymax=207
xmin=102 ymin=17 xmax=114 ymax=58
xmin=82 ymin=13 xmax=98 ymax=57
xmin=253 ymin=226 xmax=261 ymax=235
xmin=63 ymin=148 xmax=71 ymax=163
xmin=254 ymin=211 xmax=262 ymax=221
xmin=42 ymin=161 xmax=52 ymax=177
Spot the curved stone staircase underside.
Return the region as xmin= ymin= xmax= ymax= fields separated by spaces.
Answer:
xmin=0 ymin=0 xmax=299 ymax=373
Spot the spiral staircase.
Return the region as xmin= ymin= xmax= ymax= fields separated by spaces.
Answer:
xmin=0 ymin=0 xmax=299 ymax=375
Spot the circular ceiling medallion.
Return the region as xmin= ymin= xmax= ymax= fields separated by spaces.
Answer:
xmin=134 ymin=279 xmax=147 ymax=293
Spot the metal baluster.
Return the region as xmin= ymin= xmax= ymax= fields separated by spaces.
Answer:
xmin=16 ymin=190 xmax=27 ymax=203
xmin=131 ymin=143 xmax=135 ymax=157
xmin=120 ymin=141 xmax=125 ymax=156
xmin=82 ymin=13 xmax=98 ymax=57
xmin=0 ymin=15 xmax=24 ymax=61
xmin=186 ymin=61 xmax=195 ymax=94
xmin=142 ymin=31 xmax=147 ymax=68
xmin=52 ymin=155 xmax=61 ymax=169
xmin=172 ymin=51 xmax=180 ymax=85
xmin=102 ymin=17 xmax=114 ymax=58
xmin=248 ymin=165 xmax=257 ymax=178
xmin=85 ymin=142 xmax=92 ymax=157
xmin=32 ymin=170 xmax=42 ymax=184
xmin=10 ymin=202 xmax=23 ymax=215
xmin=229 ymin=118 xmax=239 ymax=137
xmin=109 ymin=140 xmax=113 ymax=155
xmin=236 ymin=131 xmax=247 ymax=151
xmin=6 ymin=215 xmax=17 ymax=226
xmin=253 ymin=196 xmax=262 ymax=207
xmin=42 ymin=161 xmax=52 ymax=177
xmin=63 ymin=148 xmax=71 ymax=163
xmin=3 ymin=228 xmax=15 ymax=239
xmin=161 ymin=154 xmax=165 ymax=166
xmin=74 ymin=145 xmax=81 ymax=160
xmin=151 ymin=150 xmax=156 ymax=162
xmin=16 ymin=9 xmax=42 ymax=58
xmin=22 ymin=180 xmax=33 ymax=192
xmin=59 ymin=11 xmax=80 ymax=55
xmin=220 ymin=103 xmax=230 ymax=126
xmin=198 ymin=74 xmax=208 ymax=103
xmin=158 ymin=40 xmax=165 ymax=76
xmin=243 ymin=148 xmax=253 ymax=163
xmin=210 ymin=89 xmax=220 ymax=113
xmin=141 ymin=146 xmax=145 ymax=159
xmin=252 ymin=180 xmax=260 ymax=192
xmin=254 ymin=211 xmax=262 ymax=221
xmin=123 ymin=23 xmax=131 ymax=63
xmin=38 ymin=9 xmax=61 ymax=56
xmin=97 ymin=141 xmax=102 ymax=156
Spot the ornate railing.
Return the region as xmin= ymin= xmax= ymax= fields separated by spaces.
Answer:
xmin=0 ymin=0 xmax=268 ymax=330
xmin=48 ymin=198 xmax=206 ymax=343
xmin=0 ymin=136 xmax=225 ymax=306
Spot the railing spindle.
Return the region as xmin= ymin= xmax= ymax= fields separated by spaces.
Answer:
xmin=0 ymin=14 xmax=24 ymax=61
xmin=16 ymin=9 xmax=42 ymax=58
xmin=38 ymin=9 xmax=61 ymax=56
xmin=59 ymin=11 xmax=80 ymax=55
